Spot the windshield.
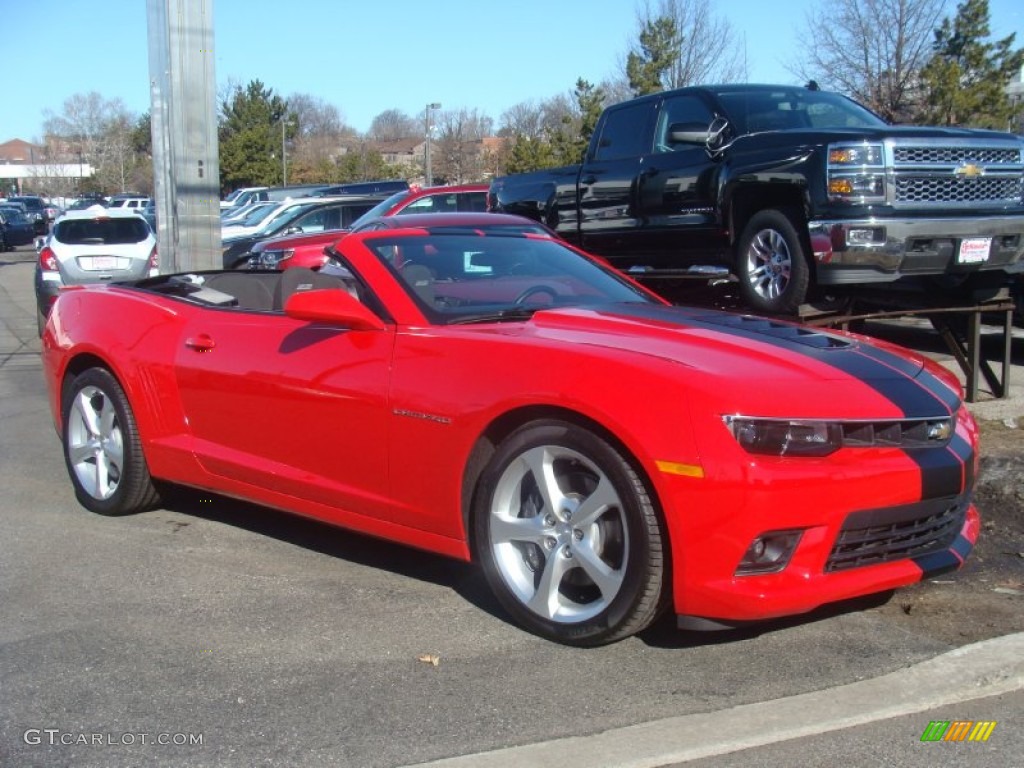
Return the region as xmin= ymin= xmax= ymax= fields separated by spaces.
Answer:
xmin=11 ymin=197 xmax=44 ymax=211
xmin=0 ymin=207 xmax=28 ymax=222
xmin=238 ymin=203 xmax=281 ymax=227
xmin=362 ymin=232 xmax=656 ymax=324
xmin=348 ymin=190 xmax=409 ymax=230
xmin=714 ymin=88 xmax=886 ymax=133
xmin=223 ymin=189 xmax=243 ymax=203
xmin=265 ymin=203 xmax=318 ymax=234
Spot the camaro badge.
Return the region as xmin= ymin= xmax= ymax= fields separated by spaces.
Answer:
xmin=953 ymin=162 xmax=985 ymax=178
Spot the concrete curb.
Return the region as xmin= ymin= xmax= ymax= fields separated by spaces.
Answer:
xmin=402 ymin=632 xmax=1024 ymax=768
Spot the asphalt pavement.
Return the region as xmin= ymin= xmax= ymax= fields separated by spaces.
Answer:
xmin=1 ymin=244 xmax=1021 ymax=767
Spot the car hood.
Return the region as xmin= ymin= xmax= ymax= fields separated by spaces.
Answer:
xmin=520 ymin=304 xmax=960 ymax=419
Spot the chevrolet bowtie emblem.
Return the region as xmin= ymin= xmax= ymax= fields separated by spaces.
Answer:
xmin=953 ymin=162 xmax=985 ymax=177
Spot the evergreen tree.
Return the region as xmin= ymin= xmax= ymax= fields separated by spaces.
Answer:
xmin=504 ymin=135 xmax=555 ymax=174
xmin=626 ymin=16 xmax=681 ymax=96
xmin=916 ymin=0 xmax=1024 ymax=128
xmin=218 ymin=80 xmax=294 ymax=190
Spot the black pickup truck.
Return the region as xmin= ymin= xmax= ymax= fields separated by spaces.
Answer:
xmin=489 ymin=83 xmax=1024 ymax=313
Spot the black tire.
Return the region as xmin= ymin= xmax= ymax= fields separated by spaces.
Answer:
xmin=36 ymin=307 xmax=46 ymax=338
xmin=736 ymin=208 xmax=811 ymax=314
xmin=61 ymin=367 xmax=160 ymax=516
xmin=472 ymin=419 xmax=666 ymax=646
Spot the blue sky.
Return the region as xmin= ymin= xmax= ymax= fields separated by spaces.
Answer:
xmin=2 ymin=0 xmax=1022 ymax=142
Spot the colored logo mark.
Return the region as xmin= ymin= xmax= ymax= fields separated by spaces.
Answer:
xmin=920 ymin=720 xmax=997 ymax=742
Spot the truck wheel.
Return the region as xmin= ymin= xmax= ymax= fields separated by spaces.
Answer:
xmin=736 ymin=209 xmax=811 ymax=315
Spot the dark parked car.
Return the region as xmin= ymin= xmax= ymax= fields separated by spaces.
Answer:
xmin=7 ymin=195 xmax=49 ymax=235
xmin=221 ymin=195 xmax=385 ymax=268
xmin=0 ymin=206 xmax=37 ymax=248
xmin=314 ymin=179 xmax=410 ymax=197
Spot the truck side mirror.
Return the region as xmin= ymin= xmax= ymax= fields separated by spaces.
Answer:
xmin=668 ymin=122 xmax=712 ymax=144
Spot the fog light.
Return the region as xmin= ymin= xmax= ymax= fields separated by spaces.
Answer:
xmin=847 ymin=227 xmax=884 ymax=245
xmin=736 ymin=530 xmax=803 ymax=575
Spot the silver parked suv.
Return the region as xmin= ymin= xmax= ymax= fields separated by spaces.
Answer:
xmin=34 ymin=209 xmax=158 ymax=335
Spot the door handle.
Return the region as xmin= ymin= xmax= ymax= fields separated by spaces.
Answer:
xmin=581 ymin=175 xmax=597 ymax=186
xmin=184 ymin=334 xmax=216 ymax=352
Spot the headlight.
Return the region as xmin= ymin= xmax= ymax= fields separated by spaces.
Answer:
xmin=259 ymin=249 xmax=294 ymax=269
xmin=827 ymin=142 xmax=886 ymax=203
xmin=725 ymin=416 xmax=842 ymax=457
xmin=828 ymin=144 xmax=883 ymax=165
xmin=723 ymin=415 xmax=955 ymax=456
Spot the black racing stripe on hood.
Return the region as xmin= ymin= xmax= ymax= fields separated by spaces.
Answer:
xmin=609 ymin=305 xmax=953 ymax=417
xmin=609 ymin=303 xmax=971 ymax=502
xmin=854 ymin=343 xmax=960 ymax=413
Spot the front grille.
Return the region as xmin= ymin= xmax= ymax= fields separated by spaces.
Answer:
xmin=896 ymin=176 xmax=1023 ymax=205
xmin=890 ymin=139 xmax=1024 ymax=207
xmin=826 ymin=497 xmax=966 ymax=572
xmin=894 ymin=146 xmax=1021 ymax=165
xmin=839 ymin=418 xmax=952 ymax=449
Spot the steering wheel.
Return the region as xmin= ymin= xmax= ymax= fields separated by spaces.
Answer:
xmin=513 ymin=285 xmax=558 ymax=305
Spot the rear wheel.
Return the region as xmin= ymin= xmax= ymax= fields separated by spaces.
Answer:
xmin=473 ymin=420 xmax=666 ymax=646
xmin=736 ymin=209 xmax=811 ymax=314
xmin=62 ymin=368 xmax=160 ymax=516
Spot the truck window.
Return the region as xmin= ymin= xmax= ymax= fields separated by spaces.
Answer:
xmin=593 ymin=102 xmax=653 ymax=162
xmin=655 ymin=95 xmax=714 ymax=152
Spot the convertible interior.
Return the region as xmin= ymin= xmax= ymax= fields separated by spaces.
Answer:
xmin=137 ymin=267 xmax=358 ymax=312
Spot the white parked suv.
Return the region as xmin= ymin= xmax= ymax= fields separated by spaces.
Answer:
xmin=107 ymin=195 xmax=151 ymax=211
xmin=34 ymin=208 xmax=158 ymax=335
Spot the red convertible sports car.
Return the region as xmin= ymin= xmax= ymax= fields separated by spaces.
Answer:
xmin=41 ymin=219 xmax=980 ymax=646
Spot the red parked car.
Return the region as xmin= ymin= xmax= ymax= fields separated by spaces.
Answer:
xmin=41 ymin=221 xmax=979 ymax=646
xmin=247 ymin=183 xmax=489 ymax=270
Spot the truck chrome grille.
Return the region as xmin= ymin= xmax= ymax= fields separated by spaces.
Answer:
xmin=890 ymin=139 xmax=1024 ymax=207
xmin=894 ymin=146 xmax=1021 ymax=165
xmin=896 ymin=176 xmax=1023 ymax=205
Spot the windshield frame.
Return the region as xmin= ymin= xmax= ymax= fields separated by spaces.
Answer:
xmin=712 ymin=87 xmax=887 ymax=134
xmin=359 ymin=231 xmax=659 ymax=325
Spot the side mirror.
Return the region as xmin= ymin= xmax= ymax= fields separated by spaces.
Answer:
xmin=284 ymin=226 xmax=303 ymax=235
xmin=284 ymin=287 xmax=385 ymax=331
xmin=668 ymin=122 xmax=712 ymax=144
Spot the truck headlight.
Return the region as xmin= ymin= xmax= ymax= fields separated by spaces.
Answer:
xmin=827 ymin=142 xmax=886 ymax=203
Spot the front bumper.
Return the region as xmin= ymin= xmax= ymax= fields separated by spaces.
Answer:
xmin=808 ymin=215 xmax=1024 ymax=285
xmin=661 ymin=407 xmax=979 ymax=627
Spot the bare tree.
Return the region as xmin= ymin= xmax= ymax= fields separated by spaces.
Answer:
xmin=287 ymin=93 xmax=355 ymax=139
xmin=43 ymin=92 xmax=145 ymax=193
xmin=433 ymin=108 xmax=494 ymax=183
xmin=498 ymin=101 xmax=546 ymax=139
xmin=625 ymin=0 xmax=744 ymax=91
xmin=368 ymin=109 xmax=418 ymax=142
xmin=790 ymin=0 xmax=947 ymax=122
xmin=285 ymin=92 xmax=356 ymax=179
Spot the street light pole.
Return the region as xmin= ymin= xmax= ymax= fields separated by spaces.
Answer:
xmin=425 ymin=102 xmax=441 ymax=186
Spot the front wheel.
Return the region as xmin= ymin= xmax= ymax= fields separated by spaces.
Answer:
xmin=62 ymin=367 xmax=161 ymax=516
xmin=736 ymin=209 xmax=811 ymax=314
xmin=473 ymin=420 xmax=666 ymax=646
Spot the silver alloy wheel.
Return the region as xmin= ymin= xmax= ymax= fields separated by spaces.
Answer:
xmin=488 ymin=444 xmax=628 ymax=623
xmin=744 ymin=227 xmax=792 ymax=302
xmin=66 ymin=385 xmax=124 ymax=500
